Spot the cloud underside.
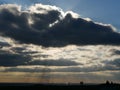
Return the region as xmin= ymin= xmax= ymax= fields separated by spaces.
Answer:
xmin=0 ymin=4 xmax=120 ymax=47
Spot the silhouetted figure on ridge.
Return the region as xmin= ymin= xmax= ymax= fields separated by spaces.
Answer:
xmin=106 ymin=80 xmax=110 ymax=85
xmin=80 ymin=81 xmax=84 ymax=85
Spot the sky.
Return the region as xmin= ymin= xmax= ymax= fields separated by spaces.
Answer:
xmin=0 ymin=0 xmax=120 ymax=83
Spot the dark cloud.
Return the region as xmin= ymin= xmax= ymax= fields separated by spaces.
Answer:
xmin=28 ymin=59 xmax=80 ymax=66
xmin=52 ymin=65 xmax=120 ymax=72
xmin=11 ymin=47 xmax=27 ymax=53
xmin=0 ymin=4 xmax=120 ymax=47
xmin=11 ymin=47 xmax=38 ymax=55
xmin=4 ymin=67 xmax=51 ymax=72
xmin=112 ymin=49 xmax=120 ymax=55
xmin=0 ymin=47 xmax=79 ymax=66
xmin=0 ymin=50 xmax=31 ymax=66
xmin=106 ymin=59 xmax=120 ymax=68
xmin=101 ymin=59 xmax=120 ymax=71
xmin=31 ymin=10 xmax=61 ymax=30
xmin=0 ymin=41 xmax=10 ymax=48
xmin=49 ymin=14 xmax=120 ymax=46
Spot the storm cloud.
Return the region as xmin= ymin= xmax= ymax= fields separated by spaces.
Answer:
xmin=0 ymin=49 xmax=31 ymax=66
xmin=0 ymin=41 xmax=10 ymax=48
xmin=104 ymin=58 xmax=120 ymax=68
xmin=0 ymin=4 xmax=120 ymax=47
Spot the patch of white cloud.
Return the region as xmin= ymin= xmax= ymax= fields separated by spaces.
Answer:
xmin=83 ymin=18 xmax=92 ymax=22
xmin=0 ymin=36 xmax=6 ymax=42
xmin=95 ymin=22 xmax=117 ymax=32
xmin=49 ymin=20 xmax=59 ymax=27
xmin=28 ymin=17 xmax=34 ymax=25
xmin=29 ymin=3 xmax=64 ymax=15
xmin=28 ymin=4 xmax=81 ymax=22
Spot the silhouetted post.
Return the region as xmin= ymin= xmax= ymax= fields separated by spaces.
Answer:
xmin=80 ymin=81 xmax=84 ymax=85
xmin=106 ymin=80 xmax=110 ymax=85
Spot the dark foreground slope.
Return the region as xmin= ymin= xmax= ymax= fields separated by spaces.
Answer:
xmin=0 ymin=83 xmax=120 ymax=90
